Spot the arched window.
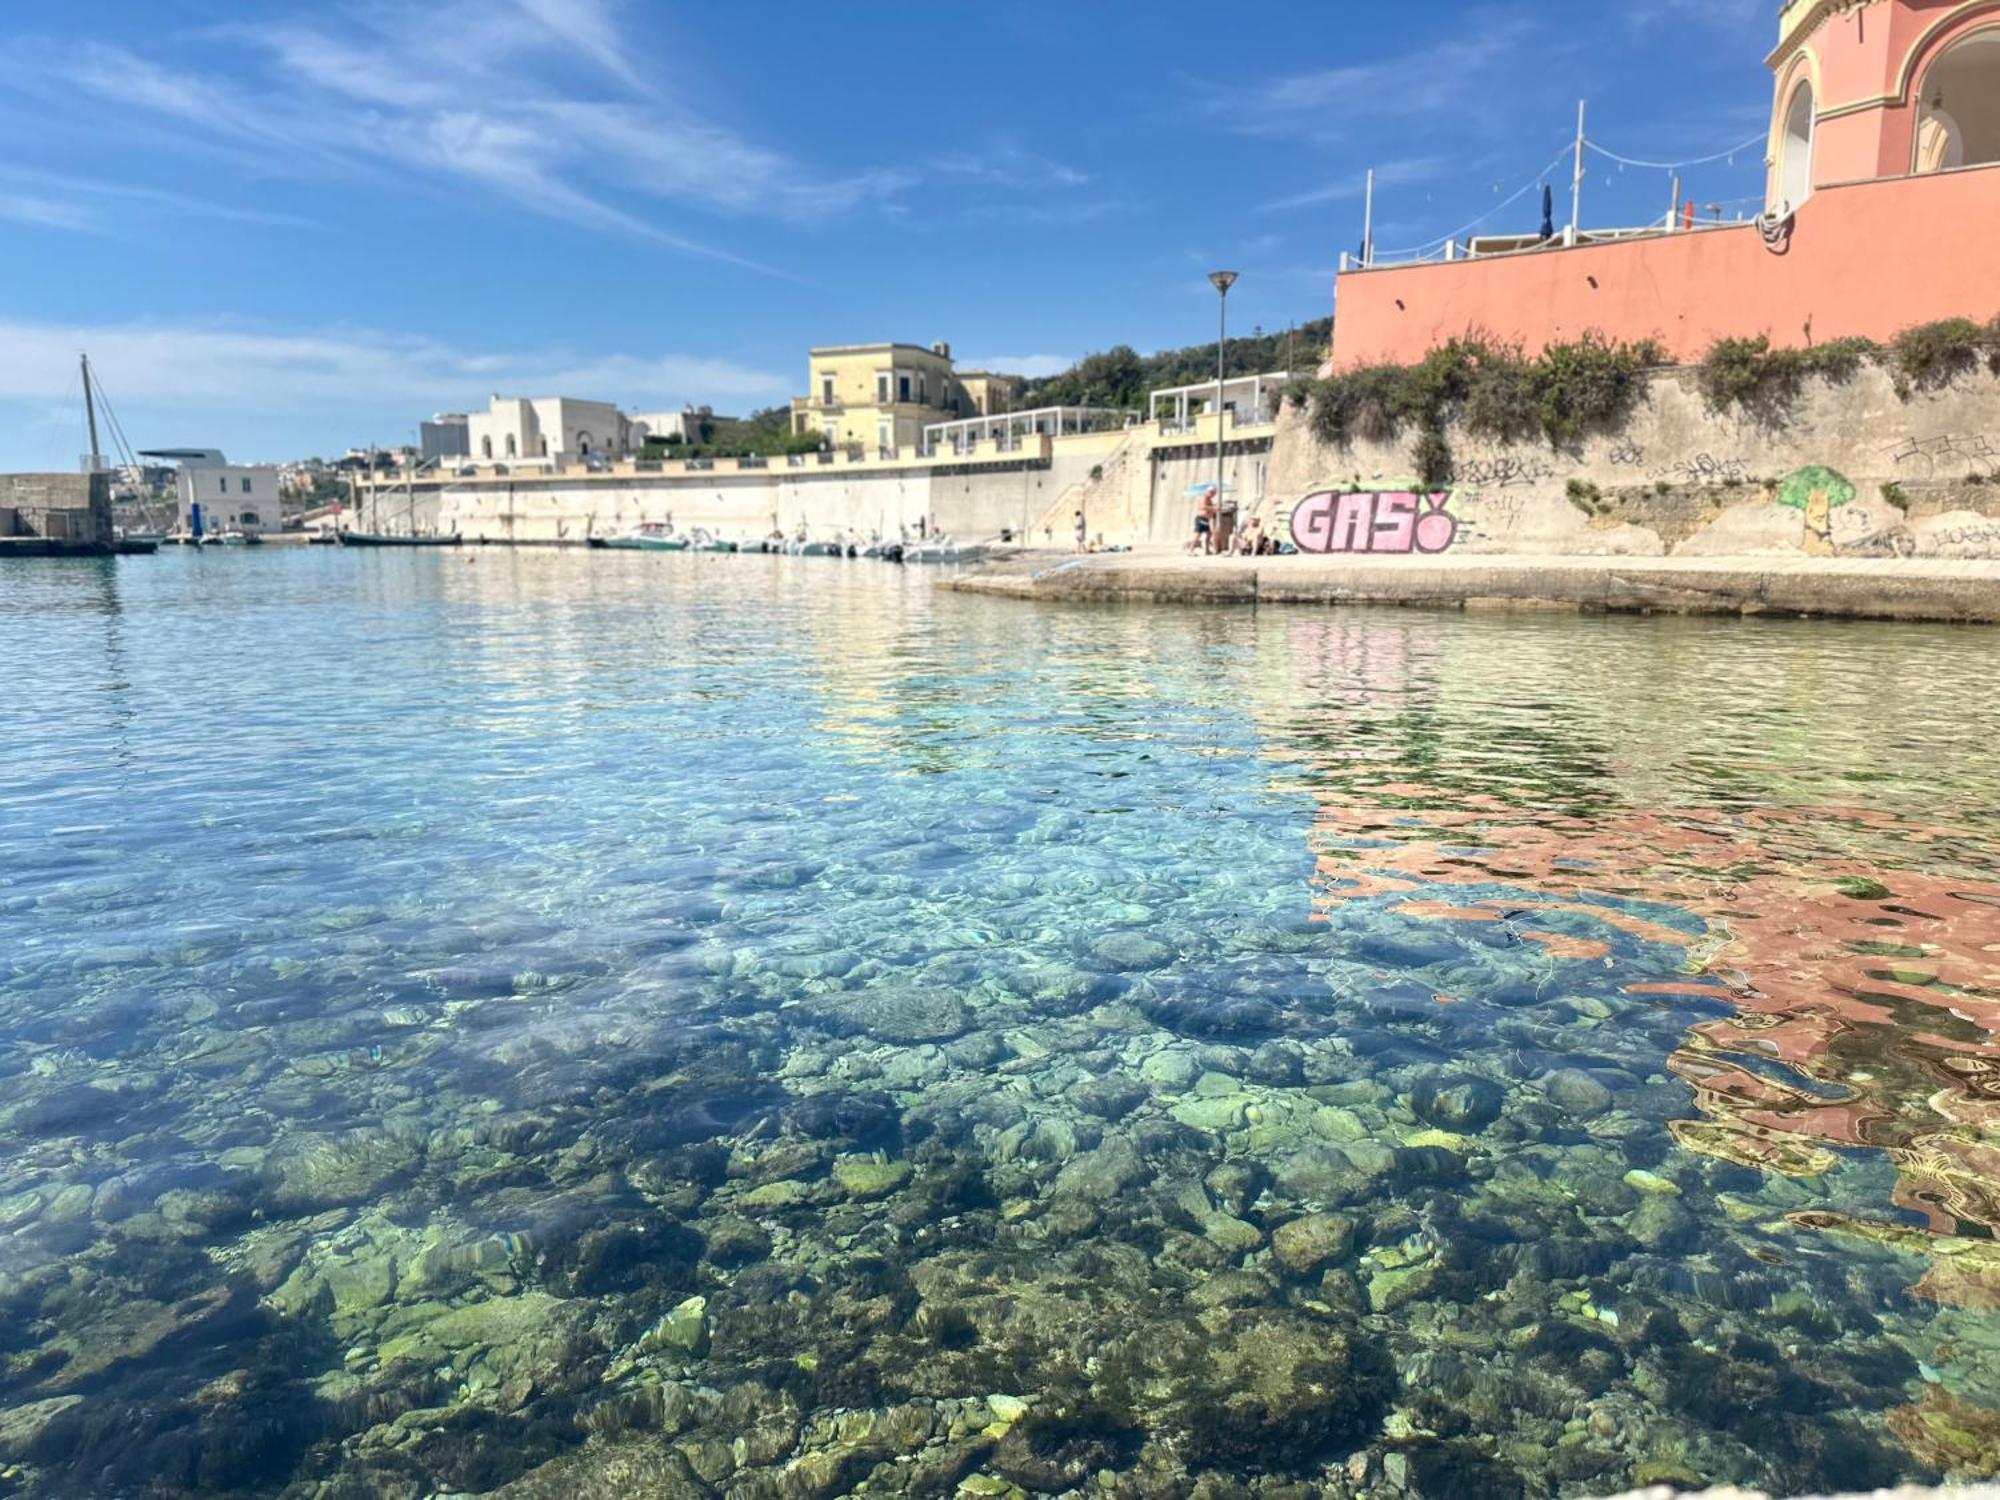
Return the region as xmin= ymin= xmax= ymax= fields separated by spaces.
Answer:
xmin=577 ymin=432 xmax=592 ymax=455
xmin=481 ymin=436 xmax=492 ymax=460
xmin=539 ymin=437 xmax=549 ymax=457
xmin=1917 ymin=29 xmax=2000 ymax=173
xmin=505 ymin=434 xmax=517 ymax=458
xmin=1778 ymin=80 xmax=1815 ymax=213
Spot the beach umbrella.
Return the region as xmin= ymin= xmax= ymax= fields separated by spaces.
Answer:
xmin=1540 ymin=184 xmax=1556 ymax=241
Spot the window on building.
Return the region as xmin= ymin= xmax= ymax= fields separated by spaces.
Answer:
xmin=918 ymin=375 xmax=927 ymax=406
xmin=482 ymin=436 xmax=493 ymax=460
xmin=876 ymin=372 xmax=891 ymax=403
xmin=821 ymin=374 xmax=835 ymax=405
xmin=506 ymin=435 xmax=518 ymax=458
xmin=1916 ymin=29 xmax=2000 ymax=172
xmin=217 ymin=475 xmax=227 ymax=493
xmin=1777 ymin=80 xmax=1815 ymax=213
xmin=241 ymin=477 xmax=252 ymax=493
xmin=239 ymin=511 xmax=260 ymax=527
xmin=899 ymin=374 xmax=911 ymax=403
xmin=539 ymin=437 xmax=549 ymax=457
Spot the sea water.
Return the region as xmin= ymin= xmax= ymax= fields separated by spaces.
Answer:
xmin=0 ymin=547 xmax=1997 ymax=1498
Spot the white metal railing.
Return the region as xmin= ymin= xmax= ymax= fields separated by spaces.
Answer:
xmin=921 ymin=405 xmax=1123 ymax=457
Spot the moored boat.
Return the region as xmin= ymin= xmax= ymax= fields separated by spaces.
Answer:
xmin=591 ymin=522 xmax=688 ymax=551
xmin=338 ymin=531 xmax=461 ymax=547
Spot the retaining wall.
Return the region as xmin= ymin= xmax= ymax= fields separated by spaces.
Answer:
xmin=1259 ymin=360 xmax=2000 ymax=561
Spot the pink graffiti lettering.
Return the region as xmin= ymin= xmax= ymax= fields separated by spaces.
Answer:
xmin=1290 ymin=491 xmax=1458 ymax=555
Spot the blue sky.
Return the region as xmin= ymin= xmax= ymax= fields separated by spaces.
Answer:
xmin=0 ymin=0 xmax=1777 ymax=466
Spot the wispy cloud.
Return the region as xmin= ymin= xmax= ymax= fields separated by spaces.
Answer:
xmin=951 ymin=354 xmax=1075 ymax=379
xmin=0 ymin=166 xmax=316 ymax=233
xmin=0 ymin=0 xmax=909 ymax=273
xmin=931 ymin=141 xmax=1090 ymax=191
xmin=0 ymin=190 xmax=97 ymax=232
xmin=1630 ymin=0 xmax=1766 ymax=33
xmin=1203 ymin=18 xmax=1541 ymax=144
xmin=0 ymin=319 xmax=793 ymax=456
xmin=1257 ymin=155 xmax=1454 ymax=212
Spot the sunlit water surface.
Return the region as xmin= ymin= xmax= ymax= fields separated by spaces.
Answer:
xmin=3 ymin=548 xmax=1999 ymax=1499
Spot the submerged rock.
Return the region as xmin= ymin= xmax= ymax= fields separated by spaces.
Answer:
xmin=1542 ymin=1069 xmax=1614 ymax=1119
xmin=1085 ymin=932 xmax=1174 ymax=972
xmin=1411 ymin=1073 xmax=1505 ymax=1133
xmin=1271 ymin=1213 xmax=1357 ymax=1277
xmin=261 ymin=1127 xmax=422 ymax=1214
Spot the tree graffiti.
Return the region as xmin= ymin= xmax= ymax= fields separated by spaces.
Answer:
xmin=1290 ymin=491 xmax=1459 ymax=555
xmin=1777 ymin=465 xmax=1856 ymax=557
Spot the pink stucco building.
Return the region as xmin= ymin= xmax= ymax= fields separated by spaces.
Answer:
xmin=1331 ymin=0 xmax=2000 ymax=370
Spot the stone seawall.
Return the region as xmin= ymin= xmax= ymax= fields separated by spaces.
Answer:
xmin=1253 ymin=362 xmax=2000 ymax=562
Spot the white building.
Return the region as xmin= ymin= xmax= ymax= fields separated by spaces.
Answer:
xmin=143 ymin=448 xmax=283 ymax=537
xmin=465 ymin=395 xmax=630 ymax=467
xmin=420 ymin=414 xmax=471 ymax=462
xmin=628 ymin=406 xmax=707 ymax=446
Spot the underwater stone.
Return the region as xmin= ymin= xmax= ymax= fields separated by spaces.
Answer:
xmin=0 ymin=1396 xmax=82 ymax=1461
xmin=1084 ymin=932 xmax=1174 ymax=972
xmin=1204 ymin=1161 xmax=1265 ymax=1217
xmin=703 ymin=1214 xmax=772 ymax=1267
xmin=1170 ymin=1095 xmax=1249 ymax=1133
xmin=1410 ymin=1074 xmax=1505 ymax=1133
xmin=1273 ymin=1145 xmax=1368 ymax=1205
xmin=1051 ymin=1137 xmax=1147 ymax=1200
xmin=1271 ymin=1213 xmax=1357 ymax=1277
xmin=1138 ymin=1050 xmax=1200 ymax=1090
xmin=1622 ymin=1168 xmax=1681 ymax=1196
xmin=1541 ymin=1069 xmax=1614 ymax=1119
xmin=832 ymin=1157 xmax=913 ymax=1200
xmin=1071 ymin=1075 xmax=1148 ymax=1121
xmin=815 ymin=987 xmax=971 ymax=1043
xmin=1616 ymin=1200 xmax=1696 ymax=1256
xmin=643 ymin=1295 xmax=710 ymax=1358
xmin=261 ymin=1128 xmax=421 ymax=1214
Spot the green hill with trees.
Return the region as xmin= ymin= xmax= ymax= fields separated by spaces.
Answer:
xmin=1017 ymin=316 xmax=1330 ymax=411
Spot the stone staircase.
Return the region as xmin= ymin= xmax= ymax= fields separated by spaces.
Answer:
xmin=1028 ymin=428 xmax=1155 ymax=545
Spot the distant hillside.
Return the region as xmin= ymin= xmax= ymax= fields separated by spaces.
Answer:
xmin=1018 ymin=316 xmax=1331 ymax=411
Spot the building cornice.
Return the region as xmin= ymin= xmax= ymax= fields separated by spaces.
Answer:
xmin=1767 ymin=0 xmax=1877 ymax=71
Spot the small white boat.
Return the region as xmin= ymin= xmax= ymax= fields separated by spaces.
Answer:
xmin=592 ymin=523 xmax=687 ymax=552
xmin=901 ymin=538 xmax=988 ymax=565
xmin=785 ymin=537 xmax=845 ymax=557
xmin=687 ymin=528 xmax=736 ymax=553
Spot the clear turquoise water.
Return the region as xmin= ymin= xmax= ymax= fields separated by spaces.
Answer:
xmin=3 ymin=548 xmax=1999 ymax=1498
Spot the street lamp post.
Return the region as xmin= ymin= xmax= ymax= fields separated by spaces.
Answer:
xmin=1208 ymin=271 xmax=1238 ymax=553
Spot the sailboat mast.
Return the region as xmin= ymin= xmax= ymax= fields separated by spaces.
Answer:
xmin=82 ymin=354 xmax=103 ymax=473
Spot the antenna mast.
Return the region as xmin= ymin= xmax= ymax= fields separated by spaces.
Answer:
xmin=82 ymin=354 xmax=103 ymax=473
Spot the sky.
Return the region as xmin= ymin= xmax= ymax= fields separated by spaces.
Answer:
xmin=0 ymin=0 xmax=1780 ymax=467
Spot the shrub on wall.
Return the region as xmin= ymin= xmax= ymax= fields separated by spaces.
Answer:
xmin=1890 ymin=318 xmax=1989 ymax=397
xmin=1305 ymin=334 xmax=1664 ymax=478
xmin=1697 ymin=334 xmax=1879 ymax=421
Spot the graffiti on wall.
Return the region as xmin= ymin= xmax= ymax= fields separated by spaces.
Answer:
xmin=1884 ymin=434 xmax=2000 ymax=477
xmin=1456 ymin=455 xmax=1552 ymax=489
xmin=1776 ymin=465 xmax=1856 ymax=556
xmin=1290 ymin=490 xmax=1459 ymax=555
xmin=1673 ymin=452 xmax=1750 ymax=486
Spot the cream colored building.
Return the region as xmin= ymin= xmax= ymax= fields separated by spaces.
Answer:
xmin=791 ymin=342 xmax=1018 ymax=455
xmin=466 ymin=395 xmax=630 ymax=467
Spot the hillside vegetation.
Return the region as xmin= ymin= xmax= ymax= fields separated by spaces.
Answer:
xmin=1019 ymin=317 xmax=1330 ymax=411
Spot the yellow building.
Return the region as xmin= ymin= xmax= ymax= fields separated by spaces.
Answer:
xmin=791 ymin=342 xmax=1019 ymax=455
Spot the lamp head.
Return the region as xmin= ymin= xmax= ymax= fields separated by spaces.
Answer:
xmin=1208 ymin=270 xmax=1239 ymax=295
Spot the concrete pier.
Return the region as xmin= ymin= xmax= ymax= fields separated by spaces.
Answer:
xmin=941 ymin=552 xmax=2000 ymax=624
